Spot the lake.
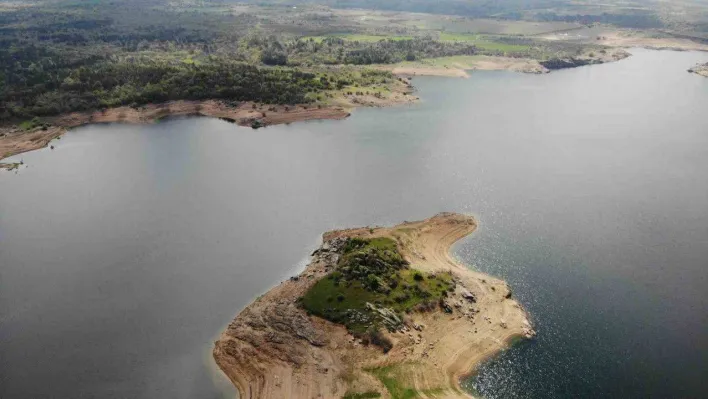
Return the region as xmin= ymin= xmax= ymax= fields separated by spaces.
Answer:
xmin=1 ymin=48 xmax=707 ymax=398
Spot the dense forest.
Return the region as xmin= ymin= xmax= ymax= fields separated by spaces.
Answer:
xmin=288 ymin=37 xmax=478 ymax=65
xmin=0 ymin=0 xmax=486 ymax=120
xmin=2 ymin=0 xmax=705 ymax=121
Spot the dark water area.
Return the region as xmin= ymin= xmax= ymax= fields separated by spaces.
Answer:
xmin=1 ymin=48 xmax=707 ymax=399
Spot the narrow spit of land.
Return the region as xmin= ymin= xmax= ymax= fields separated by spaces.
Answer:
xmin=213 ymin=213 xmax=534 ymax=399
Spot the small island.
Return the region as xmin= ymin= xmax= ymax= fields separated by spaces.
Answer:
xmin=688 ymin=62 xmax=708 ymax=77
xmin=213 ymin=213 xmax=534 ymax=398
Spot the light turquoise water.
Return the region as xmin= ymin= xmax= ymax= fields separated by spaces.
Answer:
xmin=1 ymin=48 xmax=706 ymax=398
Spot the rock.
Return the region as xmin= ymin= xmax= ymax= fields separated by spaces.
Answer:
xmin=366 ymin=302 xmax=403 ymax=331
xmin=439 ymin=300 xmax=453 ymax=314
xmin=461 ymin=289 xmax=476 ymax=302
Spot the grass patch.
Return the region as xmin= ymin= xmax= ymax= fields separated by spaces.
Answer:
xmin=301 ymin=237 xmax=454 ymax=338
xmin=366 ymin=365 xmax=419 ymax=399
xmin=303 ymin=34 xmax=413 ymax=43
xmin=18 ymin=117 xmax=44 ymax=131
xmin=365 ymin=364 xmax=451 ymax=399
xmin=439 ymin=33 xmax=530 ymax=52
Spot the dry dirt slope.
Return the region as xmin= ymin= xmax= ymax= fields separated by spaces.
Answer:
xmin=213 ymin=213 xmax=534 ymax=399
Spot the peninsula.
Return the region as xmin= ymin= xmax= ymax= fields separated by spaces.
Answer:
xmin=213 ymin=213 xmax=534 ymax=398
xmin=689 ymin=62 xmax=708 ymax=77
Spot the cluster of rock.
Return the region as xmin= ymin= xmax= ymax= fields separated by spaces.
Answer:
xmin=540 ymin=57 xmax=593 ymax=70
xmin=311 ymin=237 xmax=348 ymax=261
xmin=215 ymin=237 xmax=349 ymax=374
xmin=365 ymin=302 xmax=404 ymax=331
xmin=688 ymin=62 xmax=708 ymax=77
xmin=540 ymin=49 xmax=630 ymax=71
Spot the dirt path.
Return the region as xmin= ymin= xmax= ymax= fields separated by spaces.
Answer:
xmin=214 ymin=213 xmax=534 ymax=398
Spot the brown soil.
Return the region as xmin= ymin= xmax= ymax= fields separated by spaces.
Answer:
xmin=596 ymin=32 xmax=708 ymax=52
xmin=392 ymin=66 xmax=472 ymax=78
xmin=0 ymin=100 xmax=350 ymax=164
xmin=388 ymin=56 xmax=548 ymax=78
xmin=213 ymin=213 xmax=534 ymax=399
xmin=466 ymin=56 xmax=549 ymax=74
xmin=387 ymin=48 xmax=630 ymax=78
xmin=332 ymin=80 xmax=419 ymax=108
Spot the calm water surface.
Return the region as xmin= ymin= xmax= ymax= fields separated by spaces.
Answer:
xmin=1 ymin=49 xmax=707 ymax=398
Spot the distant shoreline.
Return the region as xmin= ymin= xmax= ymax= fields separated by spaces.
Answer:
xmin=381 ymin=47 xmax=631 ymax=77
xmin=0 ymin=81 xmax=420 ymax=168
xmin=0 ymin=100 xmax=351 ymax=168
xmin=213 ymin=213 xmax=535 ymax=398
xmin=0 ymin=46 xmax=661 ymax=170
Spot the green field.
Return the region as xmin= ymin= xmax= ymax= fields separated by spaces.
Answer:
xmin=439 ymin=33 xmax=531 ymax=52
xmin=302 ymin=34 xmax=414 ymax=43
xmin=301 ymin=237 xmax=454 ymax=334
xmin=364 ymin=363 xmax=451 ymax=399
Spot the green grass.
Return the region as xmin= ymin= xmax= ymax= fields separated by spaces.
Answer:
xmin=301 ymin=273 xmax=381 ymax=333
xmin=18 ymin=117 xmax=42 ymax=130
xmin=302 ymin=34 xmax=413 ymax=43
xmin=301 ymin=237 xmax=454 ymax=334
xmin=439 ymin=33 xmax=530 ymax=52
xmin=18 ymin=120 xmax=35 ymax=130
xmin=367 ymin=365 xmax=419 ymax=399
xmin=365 ymin=364 xmax=451 ymax=399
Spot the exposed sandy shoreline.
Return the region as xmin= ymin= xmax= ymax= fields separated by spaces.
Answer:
xmin=0 ymin=77 xmax=420 ymax=167
xmin=390 ymin=56 xmax=548 ymax=77
xmin=386 ymin=47 xmax=630 ymax=78
xmin=0 ymin=100 xmax=351 ymax=166
xmin=213 ymin=213 xmax=534 ymax=398
xmin=0 ymin=47 xmax=634 ymax=168
xmin=597 ymin=32 xmax=708 ymax=52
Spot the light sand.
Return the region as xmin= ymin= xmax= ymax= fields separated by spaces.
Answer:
xmin=213 ymin=213 xmax=534 ymax=398
xmin=390 ymin=56 xmax=548 ymax=77
xmin=597 ymin=32 xmax=708 ymax=52
xmin=388 ymin=49 xmax=629 ymax=77
xmin=392 ymin=66 xmax=471 ymax=78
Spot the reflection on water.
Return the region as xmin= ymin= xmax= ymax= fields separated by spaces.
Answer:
xmin=1 ymin=49 xmax=707 ymax=399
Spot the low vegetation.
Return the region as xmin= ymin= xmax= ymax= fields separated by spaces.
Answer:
xmin=301 ymin=237 xmax=455 ymax=351
xmin=2 ymin=0 xmax=705 ymax=124
xmin=2 ymin=0 xmax=677 ymax=124
xmin=365 ymin=363 xmax=450 ymax=399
